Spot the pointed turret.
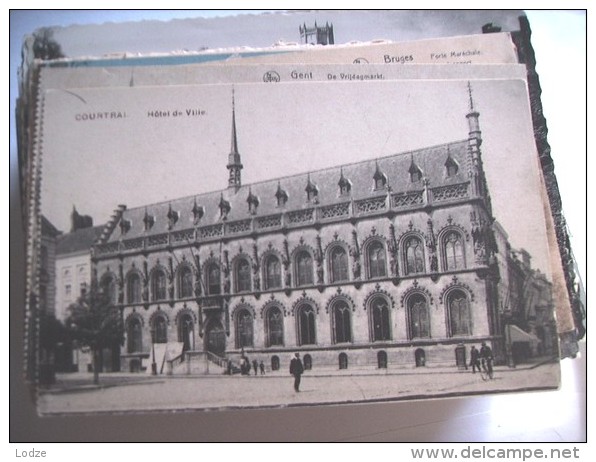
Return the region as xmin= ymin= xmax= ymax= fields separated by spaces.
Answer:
xmin=227 ymin=88 xmax=243 ymax=192
xmin=466 ymin=81 xmax=482 ymax=155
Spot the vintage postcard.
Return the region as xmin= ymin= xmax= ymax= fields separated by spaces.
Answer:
xmin=31 ymin=63 xmax=561 ymax=415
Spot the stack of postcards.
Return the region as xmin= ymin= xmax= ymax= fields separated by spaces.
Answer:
xmin=16 ymin=10 xmax=584 ymax=426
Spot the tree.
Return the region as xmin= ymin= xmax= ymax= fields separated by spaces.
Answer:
xmin=65 ymin=285 xmax=123 ymax=385
xmin=39 ymin=312 xmax=70 ymax=359
xmin=32 ymin=27 xmax=64 ymax=60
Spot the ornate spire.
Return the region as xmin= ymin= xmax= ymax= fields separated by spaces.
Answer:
xmin=227 ymin=87 xmax=243 ymax=192
xmin=466 ymin=81 xmax=482 ymax=148
xmin=467 ymin=81 xmax=475 ymax=112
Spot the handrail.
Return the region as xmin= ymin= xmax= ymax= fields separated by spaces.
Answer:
xmin=206 ymin=351 xmax=228 ymax=368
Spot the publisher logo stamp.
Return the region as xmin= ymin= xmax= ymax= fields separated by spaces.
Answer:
xmin=263 ymin=71 xmax=281 ymax=83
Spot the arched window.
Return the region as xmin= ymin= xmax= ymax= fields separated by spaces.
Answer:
xmin=339 ymin=353 xmax=348 ymax=370
xmin=264 ymin=255 xmax=282 ymax=290
xmin=101 ymin=275 xmax=117 ymax=305
xmin=445 ymin=156 xmax=459 ymax=177
xmin=367 ymin=240 xmax=387 ymax=278
xmin=266 ymin=306 xmax=284 ymax=347
xmin=370 ymin=296 xmax=391 ymax=341
xmin=178 ymin=313 xmax=194 ymax=351
xmin=410 ymin=169 xmax=422 ymax=183
xmin=443 ymin=231 xmax=465 ymax=270
xmin=377 ymin=350 xmax=388 ymax=369
xmin=178 ymin=265 xmax=194 ymax=299
xmin=235 ymin=309 xmax=254 ymax=348
xmin=151 ymin=269 xmax=167 ymax=301
xmin=303 ymin=354 xmax=312 ymax=370
xmin=152 ymin=314 xmax=168 ymax=344
xmin=333 ymin=301 xmax=352 ymax=343
xmin=127 ymin=273 xmax=141 ymax=304
xmin=236 ymin=259 xmax=252 ymax=293
xmin=330 ymin=246 xmax=349 ymax=283
xmin=297 ymin=304 xmax=316 ymax=345
xmin=127 ymin=317 xmax=142 ymax=353
xmin=295 ymin=251 xmax=314 ymax=286
xmin=415 ymin=348 xmax=426 ymax=367
xmin=448 ymin=290 xmax=471 ymax=336
xmin=408 ymin=294 xmax=430 ymax=339
xmin=206 ymin=263 xmax=221 ymax=295
xmin=405 ymin=236 xmax=425 ymax=275
xmin=271 ymin=355 xmax=280 ymax=371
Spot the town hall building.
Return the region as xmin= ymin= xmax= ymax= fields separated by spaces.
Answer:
xmin=90 ymin=87 xmax=539 ymax=374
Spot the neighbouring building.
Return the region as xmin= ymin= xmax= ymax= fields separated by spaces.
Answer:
xmin=299 ymin=21 xmax=334 ymax=45
xmin=89 ymin=87 xmax=552 ymax=375
xmin=38 ymin=216 xmax=61 ymax=381
xmin=54 ymin=207 xmax=104 ymax=372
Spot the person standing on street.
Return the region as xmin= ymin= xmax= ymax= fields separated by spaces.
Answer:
xmin=470 ymin=345 xmax=481 ymax=373
xmin=252 ymin=359 xmax=258 ymax=376
xmin=289 ymin=352 xmax=304 ymax=392
xmin=259 ymin=361 xmax=265 ymax=375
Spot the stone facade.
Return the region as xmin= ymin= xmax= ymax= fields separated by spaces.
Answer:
xmin=92 ymin=92 xmax=512 ymax=374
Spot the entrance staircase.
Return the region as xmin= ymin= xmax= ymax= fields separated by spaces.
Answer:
xmin=167 ymin=351 xmax=239 ymax=375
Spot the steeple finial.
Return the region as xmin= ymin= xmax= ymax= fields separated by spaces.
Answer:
xmin=467 ymin=81 xmax=475 ymax=112
xmin=227 ymin=87 xmax=243 ymax=192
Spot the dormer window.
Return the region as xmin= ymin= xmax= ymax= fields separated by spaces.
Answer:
xmin=373 ymin=162 xmax=387 ymax=190
xmin=219 ymin=195 xmax=231 ymax=220
xmin=120 ymin=219 xmax=131 ymax=234
xmin=167 ymin=204 xmax=179 ymax=230
xmin=192 ymin=199 xmax=204 ymax=225
xmin=338 ymin=168 xmax=351 ymax=196
xmin=305 ymin=175 xmax=319 ymax=203
xmin=409 ymin=157 xmax=423 ymax=183
xmin=247 ymin=189 xmax=260 ymax=215
xmin=445 ymin=154 xmax=459 ymax=177
xmin=143 ymin=208 xmax=155 ymax=231
xmin=275 ymin=182 xmax=288 ymax=207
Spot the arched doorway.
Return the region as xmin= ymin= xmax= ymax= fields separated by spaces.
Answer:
xmin=178 ymin=313 xmax=194 ymax=352
xmin=303 ymin=354 xmax=312 ymax=370
xmin=205 ymin=319 xmax=226 ymax=356
xmin=377 ymin=350 xmax=388 ymax=369
xmin=415 ymin=348 xmax=426 ymax=367
xmin=339 ymin=352 xmax=348 ymax=370
xmin=271 ymin=355 xmax=280 ymax=371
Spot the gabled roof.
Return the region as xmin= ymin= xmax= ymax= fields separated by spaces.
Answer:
xmin=105 ymin=139 xmax=470 ymax=243
xmin=57 ymin=225 xmax=104 ymax=255
xmin=41 ymin=215 xmax=62 ymax=238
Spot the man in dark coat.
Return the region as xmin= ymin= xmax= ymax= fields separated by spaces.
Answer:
xmin=480 ymin=342 xmax=493 ymax=373
xmin=470 ymin=345 xmax=481 ymax=373
xmin=252 ymin=359 xmax=258 ymax=376
xmin=289 ymin=352 xmax=304 ymax=392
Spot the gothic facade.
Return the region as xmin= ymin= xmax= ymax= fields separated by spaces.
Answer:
xmin=92 ymin=91 xmax=506 ymax=374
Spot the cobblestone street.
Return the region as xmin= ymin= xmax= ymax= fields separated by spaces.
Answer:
xmin=38 ymin=361 xmax=559 ymax=415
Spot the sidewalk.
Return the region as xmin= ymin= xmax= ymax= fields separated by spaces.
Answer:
xmin=37 ymin=360 xmax=560 ymax=415
xmin=40 ymin=355 xmax=557 ymax=395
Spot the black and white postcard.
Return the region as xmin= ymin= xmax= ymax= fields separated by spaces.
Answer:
xmin=30 ymin=61 xmax=561 ymax=414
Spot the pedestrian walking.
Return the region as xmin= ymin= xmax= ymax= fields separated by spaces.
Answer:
xmin=259 ymin=361 xmax=265 ymax=375
xmin=289 ymin=352 xmax=304 ymax=392
xmin=252 ymin=359 xmax=258 ymax=376
xmin=470 ymin=345 xmax=481 ymax=373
